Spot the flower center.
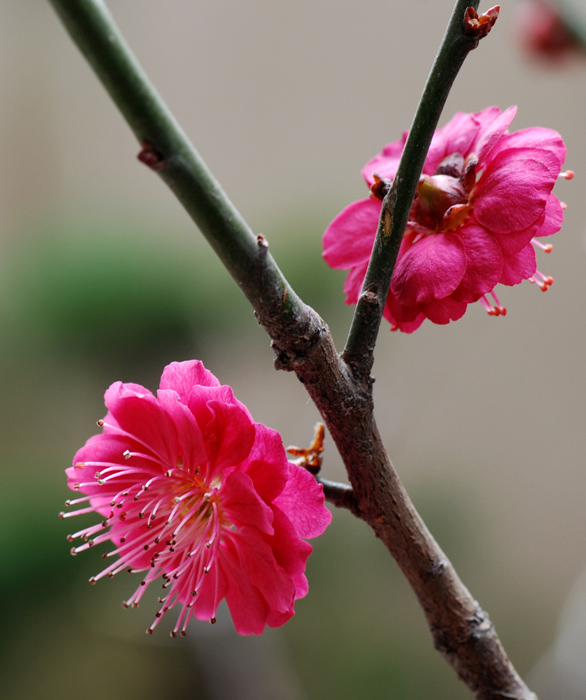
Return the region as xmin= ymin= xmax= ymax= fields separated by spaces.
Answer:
xmin=411 ymin=152 xmax=477 ymax=232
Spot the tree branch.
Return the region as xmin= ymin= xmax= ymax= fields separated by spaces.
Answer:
xmin=48 ymin=1 xmax=536 ymax=697
xmin=317 ymin=477 xmax=360 ymax=516
xmin=343 ymin=0 xmax=484 ymax=377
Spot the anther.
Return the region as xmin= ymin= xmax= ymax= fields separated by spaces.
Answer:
xmin=123 ymin=450 xmax=131 ymax=459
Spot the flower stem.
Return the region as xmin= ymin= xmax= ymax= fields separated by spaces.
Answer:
xmin=343 ymin=0 xmax=483 ymax=375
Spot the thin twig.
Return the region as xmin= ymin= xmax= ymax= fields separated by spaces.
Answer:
xmin=317 ymin=477 xmax=360 ymax=516
xmin=343 ymin=0 xmax=484 ymax=378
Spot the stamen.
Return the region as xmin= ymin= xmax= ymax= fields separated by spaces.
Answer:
xmin=532 ymin=239 xmax=553 ymax=254
xmin=529 ymin=271 xmax=554 ymax=292
xmin=559 ymin=170 xmax=574 ymax=180
xmin=480 ymin=291 xmax=507 ymax=317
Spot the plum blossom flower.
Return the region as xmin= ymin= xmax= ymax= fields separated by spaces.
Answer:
xmin=323 ymin=106 xmax=569 ymax=333
xmin=62 ymin=360 xmax=331 ymax=636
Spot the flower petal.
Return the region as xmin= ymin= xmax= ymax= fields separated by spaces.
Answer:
xmin=420 ymin=297 xmax=468 ymax=325
xmin=534 ymin=193 xmax=564 ymax=238
xmin=391 ymin=233 xmax=466 ymax=306
xmin=487 ymin=127 xmax=566 ymax=169
xmin=221 ymin=471 xmax=275 ymax=534
xmin=474 ymin=147 xmax=559 ymax=233
xmin=241 ymin=423 xmax=289 ymax=502
xmin=362 ymin=133 xmax=407 ymax=185
xmin=322 ymin=198 xmax=380 ymax=269
xmin=273 ymin=464 xmax=331 ymax=539
xmin=383 ymin=292 xmax=426 ymax=332
xmin=104 ymin=382 xmax=178 ymax=468
xmin=500 ymin=244 xmax=537 ymax=286
xmin=343 ymin=261 xmax=369 ymax=305
xmin=473 ymin=105 xmax=517 ymax=162
xmin=157 ymin=389 xmax=208 ymax=470
xmin=159 ymin=360 xmax=220 ymax=403
xmin=451 ymin=224 xmax=503 ymax=303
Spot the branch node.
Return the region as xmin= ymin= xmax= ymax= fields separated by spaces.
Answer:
xmin=359 ymin=286 xmax=381 ymax=308
xmin=137 ymin=140 xmax=166 ymax=171
xmin=256 ymin=233 xmax=269 ymax=251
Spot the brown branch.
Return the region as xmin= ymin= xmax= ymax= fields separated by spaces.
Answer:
xmin=316 ymin=477 xmax=360 ymax=516
xmin=275 ymin=321 xmax=535 ymax=700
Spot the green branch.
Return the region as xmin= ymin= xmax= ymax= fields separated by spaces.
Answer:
xmin=343 ymin=0 xmax=485 ymax=374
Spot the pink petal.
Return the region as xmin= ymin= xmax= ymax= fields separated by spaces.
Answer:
xmin=322 ymin=198 xmax=380 ymax=269
xmin=159 ymin=360 xmax=220 ymax=403
xmin=391 ymin=233 xmax=466 ymax=306
xmin=492 ymin=219 xmax=543 ymax=256
xmin=362 ymin=134 xmax=407 ymax=185
xmin=534 ymin=193 xmax=564 ymax=238
xmin=383 ymin=293 xmax=426 ymax=332
xmin=190 ymin=557 xmax=229 ymax=622
xmin=420 ymin=296 xmax=468 ymax=325
xmin=451 ymin=224 xmax=503 ymax=303
xmin=343 ymin=261 xmax=369 ymax=305
xmin=104 ymin=382 xmax=178 ymax=468
xmin=221 ymin=471 xmax=275 ymax=534
xmin=473 ymin=105 xmax=517 ymax=162
xmin=273 ymin=464 xmax=331 ymax=539
xmin=500 ymin=244 xmax=537 ymax=286
xmin=228 ymin=525 xmax=296 ymax=613
xmin=267 ymin=506 xmax=313 ymax=598
xmin=241 ymin=423 xmax=289 ymax=503
xmin=487 ymin=127 xmax=566 ymax=169
xmin=157 ymin=389 xmax=208 ymax=470
xmin=474 ymin=148 xmax=559 ymax=234
xmin=425 ymin=110 xmax=490 ymax=172
xmin=199 ymin=398 xmax=256 ymax=476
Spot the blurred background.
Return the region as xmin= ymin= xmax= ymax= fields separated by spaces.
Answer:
xmin=1 ymin=1 xmax=586 ymax=698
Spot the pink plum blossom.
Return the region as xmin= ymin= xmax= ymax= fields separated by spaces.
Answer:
xmin=62 ymin=360 xmax=331 ymax=636
xmin=323 ymin=106 xmax=569 ymax=332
